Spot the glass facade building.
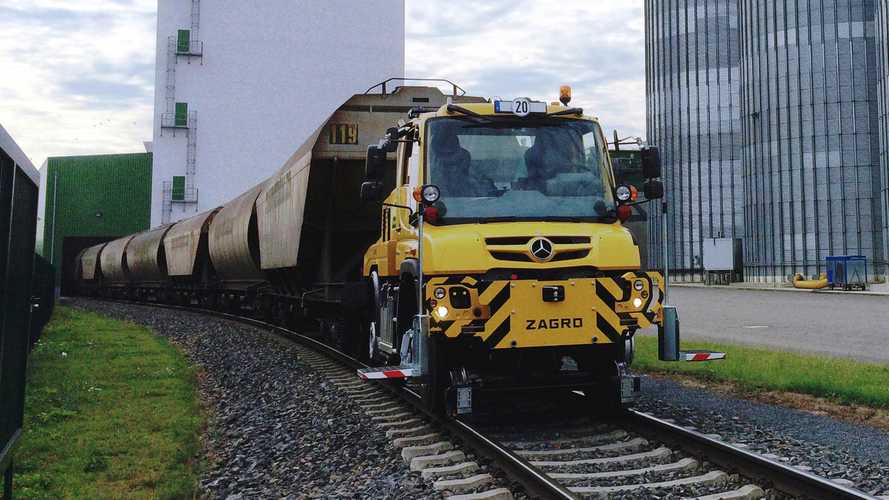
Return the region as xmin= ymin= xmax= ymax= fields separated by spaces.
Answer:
xmin=646 ymin=0 xmax=888 ymax=281
xmin=878 ymin=0 xmax=889 ymax=262
xmin=645 ymin=0 xmax=745 ymax=277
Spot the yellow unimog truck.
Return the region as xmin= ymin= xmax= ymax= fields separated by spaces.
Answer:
xmin=357 ymin=87 xmax=690 ymax=415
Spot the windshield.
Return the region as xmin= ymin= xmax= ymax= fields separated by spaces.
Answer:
xmin=426 ymin=118 xmax=614 ymax=222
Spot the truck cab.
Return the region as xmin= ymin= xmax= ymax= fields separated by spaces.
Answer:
xmin=361 ymin=93 xmax=666 ymax=414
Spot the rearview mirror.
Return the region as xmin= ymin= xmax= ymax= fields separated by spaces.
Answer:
xmin=640 ymin=147 xmax=662 ymax=179
xmin=365 ymin=146 xmax=387 ymax=180
xmin=360 ymin=181 xmax=384 ymax=202
xmin=643 ymin=180 xmax=664 ymax=200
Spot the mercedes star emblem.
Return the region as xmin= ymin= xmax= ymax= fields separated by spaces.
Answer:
xmin=529 ymin=237 xmax=554 ymax=262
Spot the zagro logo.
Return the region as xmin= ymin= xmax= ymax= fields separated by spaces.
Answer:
xmin=526 ymin=318 xmax=583 ymax=330
xmin=529 ymin=237 xmax=554 ymax=262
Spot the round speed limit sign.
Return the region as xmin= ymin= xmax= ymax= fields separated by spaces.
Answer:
xmin=512 ymin=98 xmax=531 ymax=117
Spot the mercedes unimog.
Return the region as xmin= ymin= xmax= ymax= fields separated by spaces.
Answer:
xmin=357 ymin=86 xmax=691 ymax=415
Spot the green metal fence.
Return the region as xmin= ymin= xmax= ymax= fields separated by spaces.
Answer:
xmin=0 ymin=142 xmax=44 ymax=498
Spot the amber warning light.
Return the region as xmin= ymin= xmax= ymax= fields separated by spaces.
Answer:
xmin=559 ymin=85 xmax=572 ymax=105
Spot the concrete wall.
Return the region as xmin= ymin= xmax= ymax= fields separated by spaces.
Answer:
xmin=151 ymin=0 xmax=405 ymax=226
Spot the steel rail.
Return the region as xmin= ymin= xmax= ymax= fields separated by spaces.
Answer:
xmin=625 ymin=410 xmax=875 ymax=500
xmin=101 ymin=299 xmax=577 ymax=499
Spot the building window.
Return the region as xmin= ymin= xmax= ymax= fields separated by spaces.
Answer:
xmin=175 ymin=102 xmax=188 ymax=127
xmin=172 ymin=176 xmax=185 ymax=201
xmin=177 ymin=30 xmax=191 ymax=54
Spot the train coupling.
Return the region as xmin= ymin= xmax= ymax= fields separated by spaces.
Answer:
xmin=658 ymin=305 xmax=726 ymax=362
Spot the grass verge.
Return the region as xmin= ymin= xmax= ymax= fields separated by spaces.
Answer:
xmin=14 ymin=306 xmax=202 ymax=499
xmin=634 ymin=335 xmax=889 ymax=410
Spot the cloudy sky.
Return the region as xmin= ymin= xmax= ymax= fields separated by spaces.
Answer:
xmin=0 ymin=0 xmax=646 ymax=168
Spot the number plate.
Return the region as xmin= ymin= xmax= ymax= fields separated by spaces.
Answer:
xmin=328 ymin=123 xmax=358 ymax=145
xmin=493 ymin=99 xmax=547 ymax=116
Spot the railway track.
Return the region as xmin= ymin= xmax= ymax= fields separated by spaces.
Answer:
xmin=113 ymin=300 xmax=877 ymax=499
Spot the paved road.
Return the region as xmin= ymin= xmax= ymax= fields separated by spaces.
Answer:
xmin=658 ymin=286 xmax=889 ymax=364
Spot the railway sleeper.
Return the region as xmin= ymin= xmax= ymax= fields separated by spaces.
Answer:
xmin=503 ymin=429 xmax=628 ymax=450
xmin=531 ymin=445 xmax=673 ymax=468
xmin=402 ymin=441 xmax=454 ymax=462
xmin=547 ymin=457 xmax=698 ymax=482
xmin=371 ymin=412 xmax=414 ymax=422
xmin=515 ymin=436 xmax=648 ymax=459
xmin=446 ymin=488 xmax=514 ymax=500
xmin=386 ymin=424 xmax=434 ymax=439
xmin=692 ymin=484 xmax=766 ymax=500
xmin=419 ymin=461 xmax=480 ymax=480
xmin=392 ymin=433 xmax=443 ymax=448
xmin=433 ymin=473 xmax=495 ymax=494
xmin=568 ymin=469 xmax=728 ymax=497
xmin=376 ymin=417 xmax=423 ymax=429
xmin=410 ymin=450 xmax=467 ymax=471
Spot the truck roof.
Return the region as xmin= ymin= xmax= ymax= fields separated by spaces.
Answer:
xmin=418 ymin=101 xmax=599 ymax=123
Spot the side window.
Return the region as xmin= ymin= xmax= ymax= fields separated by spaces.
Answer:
xmin=581 ymin=131 xmax=600 ymax=171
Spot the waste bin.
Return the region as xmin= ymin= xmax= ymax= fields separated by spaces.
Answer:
xmin=826 ymin=256 xmax=867 ymax=291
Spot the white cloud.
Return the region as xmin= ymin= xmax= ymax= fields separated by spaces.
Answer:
xmin=0 ymin=0 xmax=156 ymax=166
xmin=0 ymin=1 xmax=645 ymax=167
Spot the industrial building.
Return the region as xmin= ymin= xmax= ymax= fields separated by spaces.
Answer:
xmin=644 ymin=0 xmax=744 ymax=278
xmin=38 ymin=153 xmax=152 ymax=294
xmin=879 ymin=0 xmax=889 ymax=262
xmin=151 ymin=0 xmax=405 ymax=225
xmin=646 ymin=0 xmax=889 ymax=281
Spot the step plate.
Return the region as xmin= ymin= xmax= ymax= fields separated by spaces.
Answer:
xmin=680 ymin=351 xmax=727 ymax=362
xmin=357 ymin=366 xmax=416 ymax=380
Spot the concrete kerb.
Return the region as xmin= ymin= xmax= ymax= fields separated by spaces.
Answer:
xmin=671 ymin=282 xmax=889 ymax=297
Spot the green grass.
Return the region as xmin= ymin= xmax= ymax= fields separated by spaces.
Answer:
xmin=14 ymin=306 xmax=203 ymax=500
xmin=634 ymin=334 xmax=889 ymax=409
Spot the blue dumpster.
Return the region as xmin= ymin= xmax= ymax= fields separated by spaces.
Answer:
xmin=826 ymin=256 xmax=868 ymax=291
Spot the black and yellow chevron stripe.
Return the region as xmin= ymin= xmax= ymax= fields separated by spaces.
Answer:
xmin=426 ymin=272 xmax=664 ymax=350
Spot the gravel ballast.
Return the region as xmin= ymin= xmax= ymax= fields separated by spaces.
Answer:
xmin=636 ymin=375 xmax=889 ymax=496
xmin=69 ymin=298 xmax=432 ymax=499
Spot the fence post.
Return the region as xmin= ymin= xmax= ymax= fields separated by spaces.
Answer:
xmin=3 ymin=461 xmax=12 ymax=500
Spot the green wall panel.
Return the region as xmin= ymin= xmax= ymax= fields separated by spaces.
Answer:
xmin=41 ymin=153 xmax=152 ymax=286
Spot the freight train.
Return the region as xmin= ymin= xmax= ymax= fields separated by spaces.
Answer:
xmin=78 ymin=81 xmax=687 ymax=415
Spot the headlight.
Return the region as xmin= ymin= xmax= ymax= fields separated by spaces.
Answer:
xmin=436 ymin=306 xmax=449 ymax=318
xmin=434 ymin=287 xmax=447 ymax=300
xmin=616 ymin=185 xmax=632 ymax=202
xmin=422 ymin=184 xmax=441 ymax=204
xmin=633 ymin=298 xmax=643 ymax=308
xmin=633 ymin=280 xmax=644 ymax=291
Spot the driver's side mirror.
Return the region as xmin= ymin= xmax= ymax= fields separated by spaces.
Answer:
xmin=365 ymin=145 xmax=387 ymax=181
xmin=640 ymin=147 xmax=662 ymax=179
xmin=643 ymin=180 xmax=664 ymax=200
xmin=360 ymin=181 xmax=384 ymax=202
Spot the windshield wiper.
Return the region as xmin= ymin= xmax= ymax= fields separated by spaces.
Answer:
xmin=446 ymin=104 xmax=495 ymax=124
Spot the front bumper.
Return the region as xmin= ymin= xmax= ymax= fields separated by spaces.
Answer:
xmin=426 ymin=272 xmax=664 ymax=350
